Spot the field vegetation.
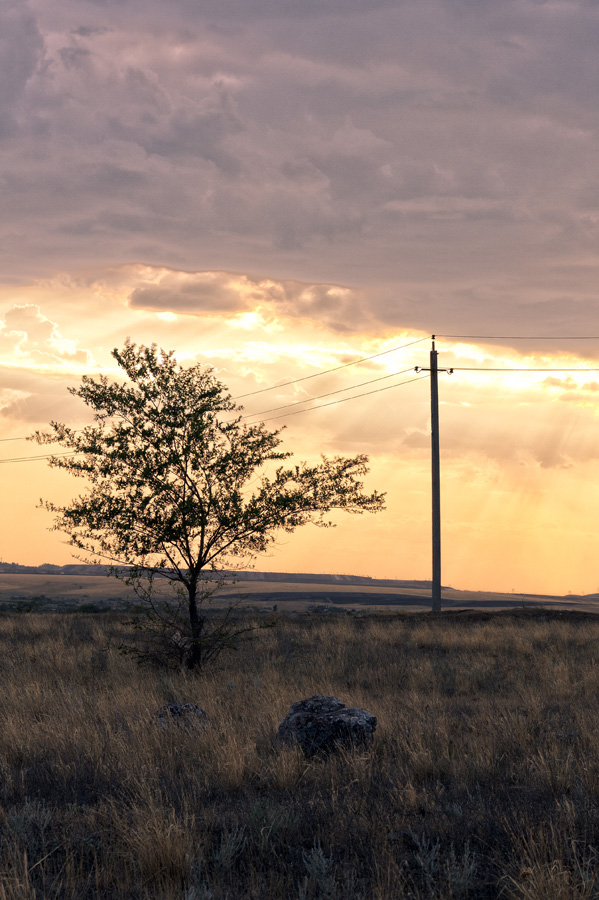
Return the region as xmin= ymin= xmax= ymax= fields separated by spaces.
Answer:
xmin=2 ymin=608 xmax=599 ymax=898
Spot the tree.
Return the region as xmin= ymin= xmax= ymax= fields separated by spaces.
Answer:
xmin=34 ymin=341 xmax=385 ymax=669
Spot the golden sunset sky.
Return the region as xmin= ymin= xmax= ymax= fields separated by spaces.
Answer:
xmin=1 ymin=0 xmax=598 ymax=594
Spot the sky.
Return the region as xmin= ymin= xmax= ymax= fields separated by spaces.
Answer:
xmin=1 ymin=0 xmax=598 ymax=594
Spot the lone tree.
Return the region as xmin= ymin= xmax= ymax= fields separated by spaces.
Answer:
xmin=34 ymin=341 xmax=385 ymax=669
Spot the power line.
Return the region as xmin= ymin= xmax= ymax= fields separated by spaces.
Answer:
xmin=437 ymin=335 xmax=599 ymax=340
xmin=240 ymin=367 xmax=416 ymax=419
xmin=234 ymin=336 xmax=428 ymax=398
xmin=245 ymin=373 xmax=430 ymax=424
xmin=0 ymin=452 xmax=78 ymax=465
xmin=5 ymin=362 xmax=597 ymax=462
xmin=0 ymin=374 xmax=430 ymax=462
xmin=0 ymin=336 xmax=428 ymax=444
xmin=0 ymin=428 xmax=85 ymax=444
xmin=3 ymin=341 xmax=597 ymax=455
xmin=451 ymin=367 xmax=599 ymax=372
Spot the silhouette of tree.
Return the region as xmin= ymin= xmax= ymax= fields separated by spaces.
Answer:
xmin=34 ymin=341 xmax=385 ymax=669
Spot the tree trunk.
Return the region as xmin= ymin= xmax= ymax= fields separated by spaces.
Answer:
xmin=187 ymin=580 xmax=204 ymax=670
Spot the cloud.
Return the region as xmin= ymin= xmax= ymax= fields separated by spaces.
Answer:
xmin=0 ymin=0 xmax=43 ymax=138
xmin=0 ymin=305 xmax=94 ymax=368
xmin=129 ymin=272 xmax=250 ymax=315
xmin=0 ymin=370 xmax=87 ymax=424
xmin=0 ymin=0 xmax=593 ymax=347
xmin=127 ymin=268 xmax=370 ymax=332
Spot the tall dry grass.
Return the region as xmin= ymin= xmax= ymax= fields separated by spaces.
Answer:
xmin=2 ymin=608 xmax=599 ymax=898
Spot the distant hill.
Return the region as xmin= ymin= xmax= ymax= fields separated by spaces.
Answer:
xmin=0 ymin=562 xmax=115 ymax=576
xmin=0 ymin=561 xmax=436 ymax=590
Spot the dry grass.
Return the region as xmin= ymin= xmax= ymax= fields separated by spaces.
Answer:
xmin=2 ymin=608 xmax=599 ymax=898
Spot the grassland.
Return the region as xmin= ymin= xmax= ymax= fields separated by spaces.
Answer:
xmin=3 ymin=607 xmax=599 ymax=898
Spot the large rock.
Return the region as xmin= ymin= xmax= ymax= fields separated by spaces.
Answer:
xmin=276 ymin=694 xmax=377 ymax=756
xmin=155 ymin=702 xmax=209 ymax=731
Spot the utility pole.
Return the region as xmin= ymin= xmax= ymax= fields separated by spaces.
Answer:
xmin=416 ymin=336 xmax=452 ymax=612
xmin=430 ymin=339 xmax=441 ymax=612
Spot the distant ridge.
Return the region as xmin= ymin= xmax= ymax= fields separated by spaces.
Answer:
xmin=0 ymin=561 xmax=435 ymax=590
xmin=0 ymin=562 xmax=114 ymax=576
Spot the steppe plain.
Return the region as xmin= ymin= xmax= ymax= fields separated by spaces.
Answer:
xmin=3 ymin=571 xmax=599 ymax=898
xmin=1 ymin=569 xmax=598 ymax=614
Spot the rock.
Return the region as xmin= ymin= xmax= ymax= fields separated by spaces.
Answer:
xmin=155 ymin=702 xmax=209 ymax=730
xmin=276 ymin=694 xmax=376 ymax=756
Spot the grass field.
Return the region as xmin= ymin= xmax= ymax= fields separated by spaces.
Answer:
xmin=3 ymin=607 xmax=599 ymax=898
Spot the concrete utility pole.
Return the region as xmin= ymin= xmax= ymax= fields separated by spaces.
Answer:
xmin=416 ymin=336 xmax=452 ymax=613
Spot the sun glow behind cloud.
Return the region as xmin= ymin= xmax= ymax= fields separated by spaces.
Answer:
xmin=0 ymin=267 xmax=598 ymax=595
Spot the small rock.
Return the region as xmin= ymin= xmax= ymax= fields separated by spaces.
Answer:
xmin=155 ymin=702 xmax=209 ymax=731
xmin=276 ymin=694 xmax=376 ymax=756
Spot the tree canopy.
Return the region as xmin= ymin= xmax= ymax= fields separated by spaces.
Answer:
xmin=35 ymin=341 xmax=385 ymax=668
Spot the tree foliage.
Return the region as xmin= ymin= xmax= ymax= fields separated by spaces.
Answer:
xmin=34 ymin=341 xmax=385 ymax=669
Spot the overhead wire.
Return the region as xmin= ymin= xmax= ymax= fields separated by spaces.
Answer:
xmin=2 ymin=333 xmax=599 ymax=462
xmin=436 ymin=335 xmax=599 ymax=340
xmin=0 ymin=374 xmax=431 ymax=460
xmin=244 ymin=372 xmax=430 ymax=425
xmin=0 ymin=336 xmax=429 ymax=446
xmin=0 ymin=452 xmax=78 ymax=465
xmin=240 ymin=366 xmax=417 ymax=419
xmin=234 ymin=336 xmax=429 ymax=398
xmin=0 ymin=337 xmax=429 ymax=454
xmin=450 ymin=367 xmax=599 ymax=372
xmin=0 ymin=429 xmax=84 ymax=444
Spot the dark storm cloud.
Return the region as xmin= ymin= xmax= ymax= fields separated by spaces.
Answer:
xmin=2 ymin=0 xmax=598 ymax=342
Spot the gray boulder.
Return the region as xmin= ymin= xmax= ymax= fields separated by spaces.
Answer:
xmin=276 ymin=694 xmax=376 ymax=756
xmin=155 ymin=702 xmax=209 ymax=731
